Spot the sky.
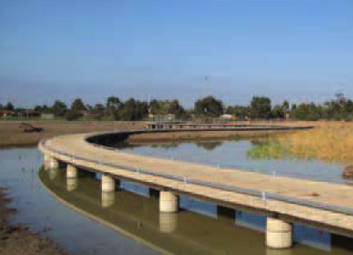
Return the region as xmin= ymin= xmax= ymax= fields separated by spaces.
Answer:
xmin=0 ymin=0 xmax=352 ymax=108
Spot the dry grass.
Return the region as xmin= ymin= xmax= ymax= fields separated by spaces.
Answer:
xmin=0 ymin=120 xmax=144 ymax=148
xmin=277 ymin=121 xmax=353 ymax=164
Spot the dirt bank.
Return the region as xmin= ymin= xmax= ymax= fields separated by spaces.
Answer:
xmin=0 ymin=121 xmax=144 ymax=148
xmin=0 ymin=187 xmax=70 ymax=255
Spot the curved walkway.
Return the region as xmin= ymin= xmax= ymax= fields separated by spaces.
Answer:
xmin=38 ymin=126 xmax=353 ymax=237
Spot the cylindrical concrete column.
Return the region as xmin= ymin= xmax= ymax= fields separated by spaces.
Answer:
xmin=44 ymin=154 xmax=50 ymax=163
xmin=67 ymin=178 xmax=77 ymax=191
xmin=67 ymin=164 xmax=78 ymax=179
xmin=159 ymin=212 xmax=177 ymax=233
xmin=48 ymin=157 xmax=59 ymax=169
xmin=266 ymin=217 xmax=293 ymax=249
xmin=102 ymin=174 xmax=115 ymax=192
xmin=102 ymin=192 xmax=115 ymax=208
xmin=159 ymin=191 xmax=178 ymax=213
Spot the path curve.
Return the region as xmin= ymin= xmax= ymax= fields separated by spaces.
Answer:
xmin=38 ymin=125 xmax=353 ymax=238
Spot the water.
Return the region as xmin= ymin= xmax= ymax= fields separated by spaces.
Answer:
xmin=0 ymin=148 xmax=158 ymax=255
xmin=121 ymin=140 xmax=347 ymax=184
xmin=0 ymin=146 xmax=352 ymax=255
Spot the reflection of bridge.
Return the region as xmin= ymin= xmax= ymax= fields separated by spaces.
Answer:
xmin=38 ymin=127 xmax=353 ymax=250
xmin=40 ymin=170 xmax=270 ymax=255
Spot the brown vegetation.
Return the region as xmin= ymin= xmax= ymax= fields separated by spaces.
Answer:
xmin=277 ymin=121 xmax=353 ymax=164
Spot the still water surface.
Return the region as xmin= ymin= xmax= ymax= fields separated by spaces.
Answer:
xmin=0 ymin=141 xmax=352 ymax=255
xmin=121 ymin=140 xmax=347 ymax=184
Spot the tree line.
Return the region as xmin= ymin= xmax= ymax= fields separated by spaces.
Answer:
xmin=1 ymin=93 xmax=353 ymax=121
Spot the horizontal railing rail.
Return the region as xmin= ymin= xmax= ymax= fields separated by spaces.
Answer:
xmin=40 ymin=137 xmax=353 ymax=217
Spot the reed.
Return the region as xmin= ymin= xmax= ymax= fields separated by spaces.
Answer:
xmin=277 ymin=122 xmax=353 ymax=164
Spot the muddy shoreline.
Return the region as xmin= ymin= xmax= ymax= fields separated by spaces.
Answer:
xmin=0 ymin=187 xmax=70 ymax=255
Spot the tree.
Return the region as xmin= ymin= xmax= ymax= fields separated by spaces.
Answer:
xmin=282 ymin=100 xmax=289 ymax=112
xmin=5 ymin=102 xmax=14 ymax=111
xmin=52 ymin=100 xmax=67 ymax=117
xmin=65 ymin=110 xmax=83 ymax=121
xmin=106 ymin=96 xmax=121 ymax=118
xmin=250 ymin=96 xmax=271 ymax=120
xmin=70 ymin=98 xmax=86 ymax=113
xmin=40 ymin=105 xmax=52 ymax=114
xmin=34 ymin=105 xmax=42 ymax=112
xmin=226 ymin=105 xmax=251 ymax=120
xmin=93 ymin=103 xmax=105 ymax=116
xmin=106 ymin=96 xmax=120 ymax=109
xmin=271 ymin=105 xmax=285 ymax=119
xmin=118 ymin=98 xmax=136 ymax=121
xmin=194 ymin=96 xmax=223 ymax=117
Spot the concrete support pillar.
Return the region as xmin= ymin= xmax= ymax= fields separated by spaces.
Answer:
xmin=102 ymin=192 xmax=115 ymax=208
xmin=47 ymin=156 xmax=59 ymax=169
xmin=67 ymin=178 xmax=78 ymax=191
xmin=102 ymin=174 xmax=115 ymax=192
xmin=266 ymin=217 xmax=293 ymax=249
xmin=159 ymin=191 xmax=178 ymax=213
xmin=44 ymin=154 xmax=50 ymax=164
xmin=159 ymin=212 xmax=177 ymax=233
xmin=67 ymin=164 xmax=78 ymax=179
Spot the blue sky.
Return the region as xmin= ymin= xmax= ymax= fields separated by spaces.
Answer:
xmin=0 ymin=0 xmax=352 ymax=108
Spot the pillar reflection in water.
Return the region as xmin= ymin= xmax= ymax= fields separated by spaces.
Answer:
xmin=101 ymin=192 xmax=115 ymax=208
xmin=266 ymin=248 xmax=293 ymax=255
xmin=67 ymin=178 xmax=78 ymax=192
xmin=159 ymin=212 xmax=177 ymax=233
xmin=49 ymin=168 xmax=58 ymax=180
xmin=67 ymin=164 xmax=78 ymax=179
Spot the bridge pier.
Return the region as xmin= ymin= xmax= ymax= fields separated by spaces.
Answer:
xmin=45 ymin=156 xmax=59 ymax=170
xmin=266 ymin=217 xmax=293 ymax=249
xmin=102 ymin=174 xmax=115 ymax=192
xmin=67 ymin=164 xmax=78 ymax=178
xmin=159 ymin=191 xmax=179 ymax=213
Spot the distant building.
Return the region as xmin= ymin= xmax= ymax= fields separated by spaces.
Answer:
xmin=0 ymin=110 xmax=16 ymax=118
xmin=220 ymin=114 xmax=235 ymax=119
xmin=149 ymin=114 xmax=175 ymax=121
xmin=41 ymin=113 xmax=55 ymax=120
xmin=23 ymin=110 xmax=41 ymax=117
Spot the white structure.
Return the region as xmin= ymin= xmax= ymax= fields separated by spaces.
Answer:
xmin=159 ymin=191 xmax=179 ymax=213
xmin=266 ymin=217 xmax=293 ymax=249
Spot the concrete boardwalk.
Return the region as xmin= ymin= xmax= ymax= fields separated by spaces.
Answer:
xmin=39 ymin=130 xmax=353 ymax=237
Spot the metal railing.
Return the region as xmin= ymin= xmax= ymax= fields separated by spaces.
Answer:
xmin=39 ymin=136 xmax=353 ymax=218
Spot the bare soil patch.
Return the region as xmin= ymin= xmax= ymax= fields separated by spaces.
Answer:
xmin=0 ymin=120 xmax=144 ymax=148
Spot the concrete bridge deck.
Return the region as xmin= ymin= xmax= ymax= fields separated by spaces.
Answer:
xmin=38 ymin=128 xmax=353 ymax=245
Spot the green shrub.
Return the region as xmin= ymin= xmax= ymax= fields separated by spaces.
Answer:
xmin=65 ymin=111 xmax=83 ymax=121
